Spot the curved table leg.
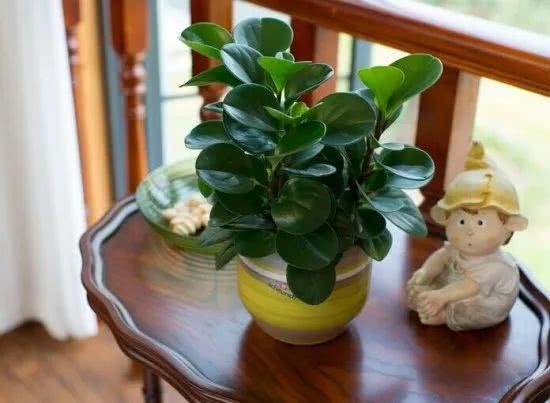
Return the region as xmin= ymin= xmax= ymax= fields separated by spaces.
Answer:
xmin=143 ymin=368 xmax=162 ymax=403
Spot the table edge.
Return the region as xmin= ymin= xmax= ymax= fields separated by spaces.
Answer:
xmin=80 ymin=196 xmax=550 ymax=403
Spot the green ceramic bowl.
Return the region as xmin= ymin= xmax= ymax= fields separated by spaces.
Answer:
xmin=136 ymin=160 xmax=218 ymax=254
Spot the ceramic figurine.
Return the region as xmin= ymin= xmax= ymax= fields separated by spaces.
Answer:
xmin=407 ymin=143 xmax=528 ymax=331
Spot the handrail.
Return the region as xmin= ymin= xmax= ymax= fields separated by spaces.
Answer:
xmin=247 ymin=0 xmax=550 ymax=95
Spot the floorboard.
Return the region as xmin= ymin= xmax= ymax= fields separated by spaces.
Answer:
xmin=0 ymin=322 xmax=186 ymax=403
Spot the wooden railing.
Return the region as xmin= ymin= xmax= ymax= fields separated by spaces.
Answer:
xmin=64 ymin=0 xmax=550 ymax=233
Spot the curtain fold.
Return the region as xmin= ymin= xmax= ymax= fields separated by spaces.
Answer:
xmin=0 ymin=0 xmax=97 ymax=339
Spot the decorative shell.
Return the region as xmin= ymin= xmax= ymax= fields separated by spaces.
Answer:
xmin=162 ymin=194 xmax=211 ymax=236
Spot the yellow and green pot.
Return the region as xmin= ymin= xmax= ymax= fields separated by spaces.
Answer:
xmin=237 ymin=247 xmax=371 ymax=345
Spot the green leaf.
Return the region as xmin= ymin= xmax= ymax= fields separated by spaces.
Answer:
xmin=223 ymin=214 xmax=275 ymax=230
xmin=284 ymin=143 xmax=324 ymax=166
xmin=388 ymin=54 xmax=443 ymax=113
xmin=360 ymin=228 xmax=392 ymax=261
xmin=198 ymin=226 xmax=233 ymax=247
xmin=311 ymin=146 xmax=348 ymax=197
xmin=277 ymin=121 xmax=326 ymax=156
xmin=181 ymin=65 xmax=241 ymax=87
xmin=362 ymin=170 xmax=388 ymax=192
xmin=363 ymin=186 xmax=406 ymax=213
xmin=356 ymin=208 xmax=386 ymax=238
xmin=382 ymin=194 xmax=427 ymax=236
xmin=357 ymin=66 xmax=404 ymax=114
xmin=384 ymin=105 xmax=403 ymax=130
xmin=220 ymin=44 xmax=265 ymax=84
xmin=285 ymin=64 xmax=334 ymax=103
xmin=250 ymin=155 xmax=269 ymax=186
xmin=307 ymin=93 xmax=376 ymax=146
xmin=287 ymin=264 xmax=336 ymax=305
xmin=264 ymin=107 xmax=296 ymax=125
xmin=215 ymin=241 xmax=237 ymax=270
xmin=276 ymin=223 xmax=338 ymax=270
xmin=385 ymin=173 xmax=432 ymax=189
xmin=185 ymin=120 xmax=228 ymax=149
xmin=203 ymin=101 xmax=223 ymax=114
xmin=331 ymin=208 xmax=355 ymax=252
xmin=197 ymin=177 xmax=213 ymax=198
xmin=354 ymin=88 xmax=378 ymax=116
xmin=235 ymin=230 xmax=276 ymax=257
xmin=276 ymin=51 xmax=295 ymax=61
xmin=282 ymin=163 xmax=336 ymax=178
xmin=209 ymin=202 xmax=240 ymax=226
xmin=223 ymin=84 xmax=279 ymax=132
xmin=179 ymin=23 xmax=233 ymax=60
xmin=374 ymin=145 xmax=435 ymax=181
xmin=289 ymin=101 xmax=309 ymax=117
xmin=369 ymin=135 xmax=404 ymax=151
xmin=271 ymin=178 xmax=332 ymax=234
xmin=195 ymin=143 xmax=255 ymax=194
xmin=343 ymin=138 xmax=366 ymax=178
xmin=217 ymin=188 xmax=266 ymax=215
xmin=233 ymin=17 xmax=293 ymax=56
xmin=223 ymin=112 xmax=276 ymax=154
xmin=258 ymin=57 xmax=309 ymax=92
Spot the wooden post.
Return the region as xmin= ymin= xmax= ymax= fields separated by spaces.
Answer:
xmin=416 ymin=66 xmax=480 ymax=235
xmin=109 ymin=0 xmax=149 ymax=193
xmin=62 ymin=0 xmax=93 ymax=223
xmin=190 ymin=0 xmax=232 ymax=121
xmin=290 ymin=19 xmax=339 ymax=105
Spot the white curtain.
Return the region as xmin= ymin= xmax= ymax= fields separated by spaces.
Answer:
xmin=0 ymin=1 xmax=97 ymax=339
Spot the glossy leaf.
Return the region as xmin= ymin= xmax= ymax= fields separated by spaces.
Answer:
xmin=276 ymin=223 xmax=338 ymax=270
xmin=179 ymin=23 xmax=233 ymax=60
xmin=360 ymin=228 xmax=392 ymax=261
xmin=282 ymin=163 xmax=336 ymax=178
xmin=224 ymin=214 xmax=275 ymax=230
xmin=388 ymin=54 xmax=443 ymax=113
xmin=277 ymin=121 xmax=326 ymax=156
xmin=356 ymin=208 xmax=386 ymax=238
xmin=258 ymin=56 xmax=309 ymax=91
xmin=203 ymin=101 xmax=223 ymax=114
xmin=271 ymin=178 xmax=332 ymax=234
xmin=181 ymin=65 xmax=241 ymax=87
xmin=233 ymin=17 xmax=293 ymax=56
xmin=223 ymin=84 xmax=279 ymax=132
xmin=374 ymin=145 xmax=435 ymax=181
xmin=209 ymin=202 xmax=240 ymax=227
xmin=362 ymin=170 xmax=388 ymax=193
xmin=385 ymin=173 xmax=432 ymax=189
xmin=363 ymin=186 xmax=406 ymax=213
xmin=235 ymin=230 xmax=276 ymax=257
xmin=217 ymin=188 xmax=266 ymax=215
xmin=369 ymin=134 xmax=405 ymax=151
xmin=354 ymin=88 xmax=377 ymax=117
xmin=195 ymin=143 xmax=255 ymax=194
xmin=289 ymin=101 xmax=309 ymax=118
xmin=311 ymin=146 xmax=348 ymax=197
xmin=198 ymin=226 xmax=233 ymax=247
xmin=220 ymin=44 xmax=265 ymax=84
xmin=215 ymin=241 xmax=237 ymax=270
xmin=250 ymin=155 xmax=269 ymax=186
xmin=264 ymin=107 xmax=296 ymax=125
xmin=185 ymin=120 xmax=228 ymax=149
xmin=331 ymin=209 xmax=355 ymax=252
xmin=276 ymin=51 xmax=294 ymax=61
xmin=197 ymin=177 xmax=213 ymax=198
xmin=382 ymin=194 xmax=427 ymax=236
xmin=357 ymin=66 xmax=404 ymax=114
xmin=285 ymin=64 xmax=334 ymax=103
xmin=287 ymin=264 xmax=336 ymax=305
xmin=223 ymin=112 xmax=276 ymax=154
xmin=284 ymin=143 xmax=324 ymax=167
xmin=344 ymin=138 xmax=366 ymax=178
xmin=307 ymin=92 xmax=376 ymax=146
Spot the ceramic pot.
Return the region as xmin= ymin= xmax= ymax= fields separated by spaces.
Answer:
xmin=237 ymin=247 xmax=371 ymax=345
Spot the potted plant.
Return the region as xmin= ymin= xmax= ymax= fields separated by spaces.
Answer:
xmin=179 ymin=17 xmax=442 ymax=344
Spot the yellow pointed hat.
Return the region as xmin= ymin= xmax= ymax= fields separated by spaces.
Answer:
xmin=432 ymin=142 xmax=521 ymax=216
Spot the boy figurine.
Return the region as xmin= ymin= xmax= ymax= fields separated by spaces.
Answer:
xmin=407 ymin=143 xmax=528 ymax=331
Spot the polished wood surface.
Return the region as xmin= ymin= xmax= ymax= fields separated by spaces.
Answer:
xmin=0 ymin=322 xmax=185 ymax=403
xmin=190 ymin=0 xmax=232 ymax=121
xmin=290 ymin=19 xmax=339 ymax=105
xmin=81 ymin=197 xmax=550 ymax=402
xmin=416 ymin=67 xmax=480 ymax=234
xmin=247 ymin=0 xmax=550 ymax=96
xmin=109 ymin=0 xmax=150 ymax=192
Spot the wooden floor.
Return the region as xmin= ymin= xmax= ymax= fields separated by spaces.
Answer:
xmin=0 ymin=322 xmax=186 ymax=403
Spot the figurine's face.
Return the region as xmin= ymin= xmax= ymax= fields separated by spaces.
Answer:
xmin=446 ymin=208 xmax=511 ymax=256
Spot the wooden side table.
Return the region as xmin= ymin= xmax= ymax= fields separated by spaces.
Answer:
xmin=81 ymin=197 xmax=550 ymax=402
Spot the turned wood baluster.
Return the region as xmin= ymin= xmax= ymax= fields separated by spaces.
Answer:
xmin=290 ymin=19 xmax=339 ymax=105
xmin=190 ymin=0 xmax=232 ymax=121
xmin=62 ymin=0 xmax=92 ymax=223
xmin=109 ymin=0 xmax=149 ymax=193
xmin=416 ymin=66 xmax=480 ymax=236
